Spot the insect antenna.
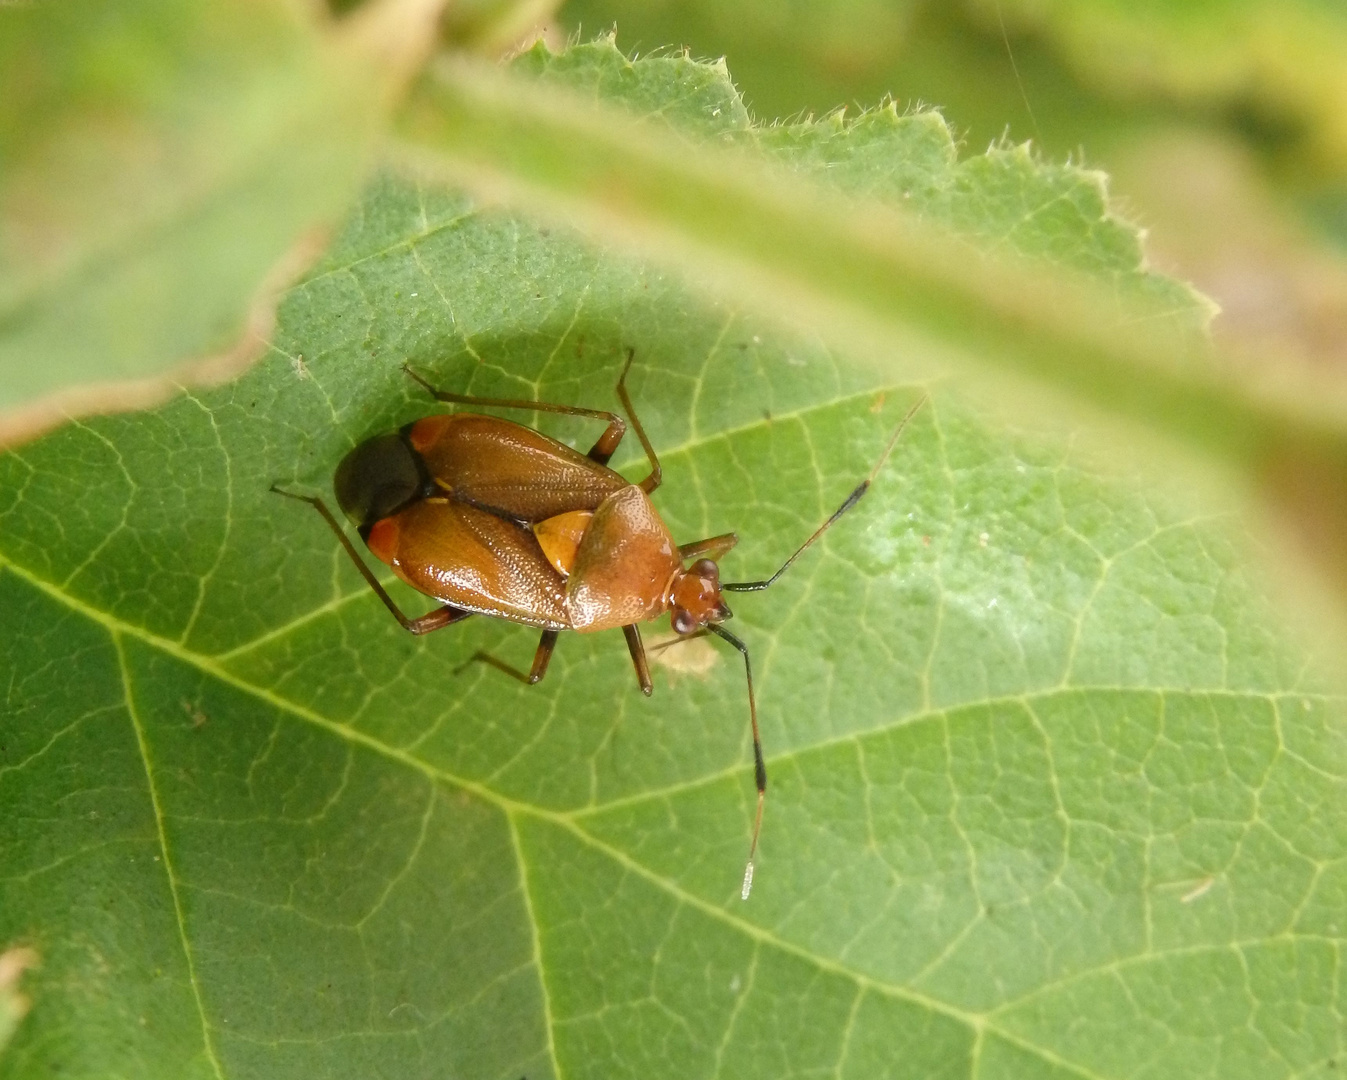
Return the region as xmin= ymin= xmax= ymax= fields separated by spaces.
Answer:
xmin=722 ymin=393 xmax=926 ymax=594
xmin=706 ymin=623 xmax=765 ymax=900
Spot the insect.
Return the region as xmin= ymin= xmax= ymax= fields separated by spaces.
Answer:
xmin=273 ymin=351 xmax=922 ymax=898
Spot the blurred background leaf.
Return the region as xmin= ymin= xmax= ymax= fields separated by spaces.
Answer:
xmin=556 ymin=0 xmax=1347 ymax=162
xmin=0 ymin=0 xmax=443 ymax=446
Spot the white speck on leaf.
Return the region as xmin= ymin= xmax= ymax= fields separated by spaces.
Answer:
xmin=1181 ymin=877 xmax=1215 ymax=903
xmin=648 ymin=632 xmax=720 ymax=676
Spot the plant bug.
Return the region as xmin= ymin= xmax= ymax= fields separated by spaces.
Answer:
xmin=273 ymin=351 xmax=923 ymax=898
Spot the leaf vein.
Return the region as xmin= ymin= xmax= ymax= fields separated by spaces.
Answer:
xmin=114 ymin=632 xmax=227 ymax=1080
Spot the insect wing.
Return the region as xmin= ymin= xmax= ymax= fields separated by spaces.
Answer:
xmin=378 ymin=498 xmax=570 ymax=629
xmin=410 ymin=413 xmax=627 ymax=522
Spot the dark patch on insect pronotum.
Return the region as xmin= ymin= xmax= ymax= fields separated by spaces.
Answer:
xmin=273 ymin=349 xmax=925 ymax=898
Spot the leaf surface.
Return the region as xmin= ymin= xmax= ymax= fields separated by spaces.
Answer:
xmin=1 ymin=44 xmax=1344 ymax=1080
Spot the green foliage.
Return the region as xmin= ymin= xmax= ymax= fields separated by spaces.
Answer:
xmin=0 ymin=0 xmax=385 ymax=426
xmin=522 ymin=39 xmax=1201 ymax=310
xmin=2 ymin=42 xmax=1344 ymax=1079
xmin=561 ymin=0 xmax=1347 ymax=166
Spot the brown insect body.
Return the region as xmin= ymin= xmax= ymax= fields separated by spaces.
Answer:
xmin=410 ymin=411 xmax=628 ymax=521
xmin=275 ymin=351 xmax=922 ymax=899
xmin=365 ymin=418 xmax=690 ymax=635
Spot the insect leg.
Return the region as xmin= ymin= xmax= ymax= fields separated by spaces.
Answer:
xmin=270 ymin=486 xmax=472 ymax=635
xmin=614 ymin=348 xmax=662 ymax=494
xmin=528 ymin=630 xmax=560 ymax=683
xmin=402 ymin=365 xmax=628 ymax=465
xmin=622 ymin=624 xmax=653 ymax=696
xmin=707 ymin=623 xmax=765 ymax=900
xmin=678 ymin=532 xmax=739 ymax=562
xmin=456 ymin=629 xmax=560 ymax=685
xmin=722 ymin=394 xmax=926 ymax=594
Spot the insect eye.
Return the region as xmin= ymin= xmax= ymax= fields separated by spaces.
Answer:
xmin=672 ymin=609 xmax=696 ymax=635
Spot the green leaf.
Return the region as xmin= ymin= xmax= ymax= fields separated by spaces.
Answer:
xmin=559 ymin=0 xmax=1347 ymax=169
xmin=0 ymin=0 xmax=419 ymax=445
xmin=518 ymin=38 xmax=1203 ymax=309
xmin=2 ymin=44 xmax=1344 ymax=1079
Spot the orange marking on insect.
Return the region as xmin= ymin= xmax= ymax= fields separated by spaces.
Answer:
xmin=533 ymin=510 xmax=593 ymax=578
xmin=408 ymin=413 xmax=454 ymax=454
xmin=366 ymin=516 xmax=401 ymax=565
